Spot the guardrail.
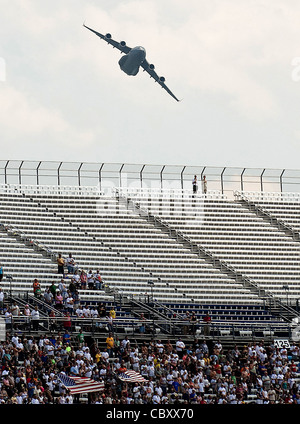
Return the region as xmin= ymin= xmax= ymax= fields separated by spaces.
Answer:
xmin=0 ymin=183 xmax=101 ymax=196
xmin=2 ymin=315 xmax=296 ymax=341
xmin=0 ymin=222 xmax=57 ymax=261
xmin=114 ymin=188 xmax=300 ymax=322
xmin=2 ymin=160 xmax=300 ymax=195
xmin=234 ymin=191 xmax=300 ymax=241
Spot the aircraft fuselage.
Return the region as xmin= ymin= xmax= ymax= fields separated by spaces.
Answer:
xmin=118 ymin=46 xmax=146 ymax=76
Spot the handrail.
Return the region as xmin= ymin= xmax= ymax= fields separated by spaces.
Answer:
xmin=114 ymin=188 xmax=299 ymax=322
xmin=2 ymin=160 xmax=300 ymax=195
xmin=234 ymin=191 xmax=300 ymax=241
xmin=3 ymin=316 xmax=296 ymax=340
xmin=0 ymin=222 xmax=57 ymax=261
xmin=0 ymin=183 xmax=101 ymax=196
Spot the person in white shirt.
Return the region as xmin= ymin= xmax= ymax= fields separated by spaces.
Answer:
xmin=66 ymin=254 xmax=76 ymax=274
xmin=5 ymin=308 xmax=12 ymax=328
xmin=76 ymin=306 xmax=84 ymax=318
xmin=12 ymin=334 xmax=19 ymax=346
xmin=31 ymin=394 xmax=40 ymax=404
xmin=65 ymin=295 xmax=74 ymax=315
xmin=84 ymin=306 xmax=92 ymax=319
xmin=175 ymin=338 xmax=185 ymax=358
xmin=91 ymin=308 xmax=98 ymax=318
xmin=152 ymin=393 xmax=161 ymax=404
xmin=0 ymin=288 xmax=4 ymax=312
xmin=84 ymin=348 xmax=91 ymax=361
xmin=72 ymin=271 xmax=80 ymax=287
xmin=155 ymin=340 xmax=164 ymax=355
xmin=87 ymin=270 xmax=95 ymax=289
xmin=31 ymin=306 xmax=40 ymax=331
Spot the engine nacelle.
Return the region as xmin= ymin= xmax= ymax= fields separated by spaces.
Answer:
xmin=159 ymin=76 xmax=165 ymax=82
xmin=105 ymin=33 xmax=112 ymax=39
xmin=119 ymin=41 xmax=126 ymax=47
xmin=149 ymin=63 xmax=155 ymax=70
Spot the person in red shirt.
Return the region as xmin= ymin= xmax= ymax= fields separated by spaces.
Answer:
xmin=203 ymin=313 xmax=212 ymax=336
xmin=63 ymin=312 xmax=72 ymax=332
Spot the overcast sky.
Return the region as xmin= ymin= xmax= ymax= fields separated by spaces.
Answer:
xmin=1 ymin=0 xmax=300 ymax=173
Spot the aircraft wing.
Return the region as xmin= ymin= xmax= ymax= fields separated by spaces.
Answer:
xmin=141 ymin=59 xmax=179 ymax=102
xmin=83 ymin=24 xmax=131 ymax=54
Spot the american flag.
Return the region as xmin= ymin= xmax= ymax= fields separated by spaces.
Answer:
xmin=57 ymin=373 xmax=105 ymax=394
xmin=118 ymin=370 xmax=148 ymax=383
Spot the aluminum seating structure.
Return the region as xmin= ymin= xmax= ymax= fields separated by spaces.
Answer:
xmin=234 ymin=191 xmax=300 ymax=233
xmin=117 ymin=187 xmax=300 ymax=305
xmin=0 ymin=184 xmax=261 ymax=307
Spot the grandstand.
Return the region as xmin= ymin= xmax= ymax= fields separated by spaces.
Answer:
xmin=0 ymin=161 xmax=300 ymax=344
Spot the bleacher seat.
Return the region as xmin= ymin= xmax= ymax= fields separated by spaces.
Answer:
xmin=0 ymin=183 xmax=297 ymax=324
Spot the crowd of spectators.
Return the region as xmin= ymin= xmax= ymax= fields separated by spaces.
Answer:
xmin=1 ymin=257 xmax=300 ymax=405
xmin=56 ymin=253 xmax=103 ymax=291
xmin=1 ymin=327 xmax=300 ymax=404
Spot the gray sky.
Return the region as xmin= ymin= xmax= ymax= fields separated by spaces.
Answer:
xmin=1 ymin=0 xmax=300 ymax=171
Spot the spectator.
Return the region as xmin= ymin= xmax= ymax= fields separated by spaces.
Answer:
xmin=106 ymin=312 xmax=114 ymax=333
xmin=190 ymin=312 xmax=198 ymax=335
xmin=31 ymin=306 xmax=40 ymax=331
xmin=33 ymin=279 xmax=41 ymax=298
xmin=109 ymin=307 xmax=116 ymax=320
xmin=192 ymin=175 xmax=198 ymax=196
xmin=23 ymin=304 xmax=31 ymax=329
xmin=63 ymin=312 xmax=72 ymax=332
xmin=65 ymin=292 xmax=74 ymax=315
xmin=183 ymin=311 xmax=191 ymax=335
xmin=72 ymin=270 xmax=80 ymax=289
xmin=57 ymin=253 xmax=65 ymax=275
xmin=0 ymin=263 xmax=3 ymax=282
xmin=49 ymin=281 xmax=57 ymax=299
xmin=106 ymin=333 xmax=115 ymax=358
xmin=49 ymin=310 xmax=57 ymax=332
xmin=98 ymin=303 xmax=107 ymax=318
xmin=58 ymin=279 xmax=68 ymax=304
xmin=76 ymin=328 xmax=85 ymax=347
xmin=44 ymin=289 xmax=53 ymax=306
xmin=203 ymin=313 xmax=212 ymax=337
xmin=80 ymin=270 xmax=87 ymax=290
xmin=0 ymin=332 xmax=300 ymax=404
xmin=66 ymin=253 xmax=76 ymax=274
xmin=63 ymin=329 xmax=71 ymax=344
xmin=87 ymin=270 xmax=95 ymax=290
xmin=11 ymin=301 xmax=20 ymax=328
xmin=0 ymin=288 xmax=4 ymax=313
xmin=94 ymin=270 xmax=103 ymax=290
xmin=55 ymin=291 xmax=64 ymax=311
xmin=202 ymin=175 xmax=207 ymax=194
xmin=175 ymin=338 xmax=185 ymax=358
xmin=139 ymin=313 xmax=146 ymax=334
xmin=4 ymin=307 xmax=12 ymax=330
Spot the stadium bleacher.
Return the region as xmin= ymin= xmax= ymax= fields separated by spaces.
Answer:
xmin=1 ymin=172 xmax=300 ymax=404
xmin=117 ymin=187 xmax=300 ymax=306
xmin=0 ymin=181 xmax=299 ymax=331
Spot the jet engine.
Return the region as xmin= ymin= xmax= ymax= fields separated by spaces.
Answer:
xmin=119 ymin=41 xmax=126 ymax=47
xmin=159 ymin=76 xmax=165 ymax=82
xmin=105 ymin=33 xmax=112 ymax=39
xmin=149 ymin=64 xmax=155 ymax=70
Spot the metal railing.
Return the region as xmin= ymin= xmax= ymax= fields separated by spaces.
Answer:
xmin=234 ymin=191 xmax=300 ymax=241
xmin=114 ymin=188 xmax=300 ymax=322
xmin=2 ymin=160 xmax=300 ymax=196
xmin=3 ymin=315 xmax=295 ymax=341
